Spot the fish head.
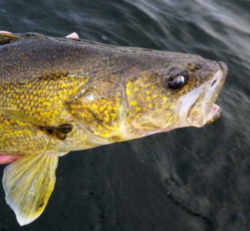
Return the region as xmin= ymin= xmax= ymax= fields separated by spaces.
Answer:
xmin=67 ymin=53 xmax=227 ymax=143
xmin=124 ymin=56 xmax=227 ymax=138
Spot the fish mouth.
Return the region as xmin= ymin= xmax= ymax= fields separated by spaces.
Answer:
xmin=201 ymin=62 xmax=227 ymax=125
xmin=180 ymin=62 xmax=227 ymax=127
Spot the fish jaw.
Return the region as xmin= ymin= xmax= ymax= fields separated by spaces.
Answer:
xmin=178 ymin=62 xmax=227 ymax=128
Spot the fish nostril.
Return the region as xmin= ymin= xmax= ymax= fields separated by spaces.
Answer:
xmin=211 ymin=79 xmax=217 ymax=87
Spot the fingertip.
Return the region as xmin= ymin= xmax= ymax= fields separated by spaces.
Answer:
xmin=66 ymin=32 xmax=79 ymax=40
xmin=0 ymin=31 xmax=13 ymax=35
xmin=0 ymin=155 xmax=21 ymax=165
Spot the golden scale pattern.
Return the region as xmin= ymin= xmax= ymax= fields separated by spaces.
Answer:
xmin=68 ymin=90 xmax=122 ymax=140
xmin=0 ymin=72 xmax=89 ymax=155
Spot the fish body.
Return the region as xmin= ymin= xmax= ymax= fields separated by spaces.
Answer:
xmin=0 ymin=32 xmax=227 ymax=225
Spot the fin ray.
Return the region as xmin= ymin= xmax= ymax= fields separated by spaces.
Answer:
xmin=2 ymin=153 xmax=58 ymax=226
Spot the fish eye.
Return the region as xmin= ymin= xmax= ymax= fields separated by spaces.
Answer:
xmin=167 ymin=70 xmax=189 ymax=89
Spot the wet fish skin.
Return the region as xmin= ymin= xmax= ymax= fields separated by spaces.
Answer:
xmin=0 ymin=32 xmax=227 ymax=225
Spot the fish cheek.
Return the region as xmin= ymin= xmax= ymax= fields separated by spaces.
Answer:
xmin=125 ymin=72 xmax=178 ymax=132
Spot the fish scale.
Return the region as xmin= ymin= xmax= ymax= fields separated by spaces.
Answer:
xmin=0 ymin=73 xmax=88 ymax=127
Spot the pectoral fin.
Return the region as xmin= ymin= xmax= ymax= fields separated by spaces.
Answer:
xmin=2 ymin=153 xmax=58 ymax=226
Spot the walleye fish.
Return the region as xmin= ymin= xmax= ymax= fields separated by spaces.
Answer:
xmin=0 ymin=32 xmax=227 ymax=225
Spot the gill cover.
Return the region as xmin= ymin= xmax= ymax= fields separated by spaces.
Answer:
xmin=2 ymin=153 xmax=58 ymax=225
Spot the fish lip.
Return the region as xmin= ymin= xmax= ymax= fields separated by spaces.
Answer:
xmin=204 ymin=103 xmax=222 ymax=124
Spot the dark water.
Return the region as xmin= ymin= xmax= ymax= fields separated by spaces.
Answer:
xmin=0 ymin=0 xmax=250 ymax=230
